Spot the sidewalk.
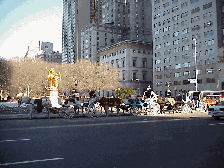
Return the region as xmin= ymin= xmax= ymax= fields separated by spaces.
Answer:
xmin=146 ymin=110 xmax=211 ymax=118
xmin=0 ymin=102 xmax=211 ymax=120
xmin=0 ymin=110 xmax=211 ymax=120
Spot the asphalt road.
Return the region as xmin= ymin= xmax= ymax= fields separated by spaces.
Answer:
xmin=0 ymin=116 xmax=224 ymax=168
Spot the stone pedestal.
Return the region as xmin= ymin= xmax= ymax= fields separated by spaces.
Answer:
xmin=47 ymin=87 xmax=60 ymax=108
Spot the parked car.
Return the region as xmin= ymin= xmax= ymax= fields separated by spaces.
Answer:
xmin=208 ymin=101 xmax=224 ymax=119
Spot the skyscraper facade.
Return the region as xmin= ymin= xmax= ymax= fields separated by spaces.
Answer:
xmin=152 ymin=0 xmax=224 ymax=96
xmin=80 ymin=0 xmax=152 ymax=62
xmin=62 ymin=0 xmax=102 ymax=63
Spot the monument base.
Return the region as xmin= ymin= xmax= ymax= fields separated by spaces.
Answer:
xmin=46 ymin=87 xmax=61 ymax=108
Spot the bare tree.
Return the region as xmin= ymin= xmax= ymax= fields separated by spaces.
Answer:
xmin=9 ymin=58 xmax=120 ymax=98
xmin=10 ymin=57 xmax=61 ymax=97
xmin=60 ymin=60 xmax=121 ymax=95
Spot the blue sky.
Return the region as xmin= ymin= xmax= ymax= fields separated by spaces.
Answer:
xmin=0 ymin=0 xmax=63 ymax=59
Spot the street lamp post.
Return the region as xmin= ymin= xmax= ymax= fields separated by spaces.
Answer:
xmin=193 ymin=38 xmax=198 ymax=92
xmin=217 ymin=69 xmax=222 ymax=91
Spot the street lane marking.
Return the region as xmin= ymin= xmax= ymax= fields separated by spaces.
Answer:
xmin=209 ymin=124 xmax=216 ymax=125
xmin=3 ymin=140 xmax=17 ymax=142
xmin=0 ymin=118 xmax=191 ymax=131
xmin=218 ymin=123 xmax=224 ymax=125
xmin=0 ymin=139 xmax=30 ymax=143
xmin=0 ymin=158 xmax=64 ymax=166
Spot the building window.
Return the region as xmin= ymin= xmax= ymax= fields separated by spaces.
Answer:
xmin=205 ymin=49 xmax=214 ymax=55
xmin=175 ymin=64 xmax=181 ymax=69
xmin=173 ymin=31 xmax=179 ymax=37
xmin=190 ymin=0 xmax=199 ymax=4
xmin=154 ymin=6 xmax=161 ymax=12
xmin=163 ymin=26 xmax=171 ymax=32
xmin=206 ymin=78 xmax=215 ymax=83
xmin=156 ymin=74 xmax=162 ymax=79
xmin=182 ymin=37 xmax=189 ymax=42
xmin=172 ymin=0 xmax=178 ymax=4
xmin=182 ymin=45 xmax=190 ymax=51
xmin=173 ymin=39 xmax=180 ymax=45
xmin=142 ymin=59 xmax=147 ymax=67
xmin=203 ymin=2 xmax=212 ymax=10
xmin=183 ymin=80 xmax=190 ymax=85
xmin=193 ymin=51 xmax=202 ymax=57
xmin=164 ymin=65 xmax=171 ymax=70
xmin=172 ymin=6 xmax=178 ymax=12
xmin=154 ymin=0 xmax=160 ymax=5
xmin=172 ymin=15 xmax=179 ymax=21
xmin=205 ymin=39 xmax=214 ymax=46
xmin=143 ymin=73 xmax=146 ymax=81
xmin=164 ymin=73 xmax=171 ymax=78
xmin=192 ymin=25 xmax=200 ymax=31
xmin=155 ymin=44 xmax=161 ymax=49
xmin=154 ymin=22 xmax=161 ymax=28
xmin=133 ymin=72 xmax=137 ymax=80
xmin=181 ymin=11 xmax=188 ymax=18
xmin=164 ymin=57 xmax=171 ymax=63
xmin=133 ymin=60 xmax=136 ymax=67
xmin=163 ymin=34 xmax=170 ymax=40
xmin=163 ymin=2 xmax=169 ymax=8
xmin=222 ymin=6 xmax=224 ymax=13
xmin=122 ymin=71 xmax=125 ymax=80
xmin=191 ymin=7 xmax=200 ymax=14
xmin=154 ymin=29 xmax=162 ymax=35
xmin=156 ymin=82 xmax=163 ymax=87
xmin=182 ymin=28 xmax=189 ymax=34
xmin=206 ymin=68 xmax=215 ymax=74
xmin=183 ymin=62 xmax=190 ymax=68
xmin=204 ymin=30 xmax=213 ymax=36
xmin=164 ymin=42 xmax=171 ymax=47
xmin=183 ymin=71 xmax=190 ymax=76
xmin=181 ymin=20 xmax=188 ymax=26
xmin=164 ymin=49 xmax=171 ymax=55
xmin=174 ymin=56 xmax=180 ymax=61
xmin=191 ymin=16 xmax=200 ymax=23
xmin=173 ymin=47 xmax=181 ymax=53
xmin=155 ymin=59 xmax=162 ymax=64
xmin=155 ymin=52 xmax=161 ymax=57
xmin=174 ymin=81 xmax=181 ymax=85
xmin=173 ymin=23 xmax=179 ymax=29
xmin=155 ymin=37 xmax=161 ymax=42
xmin=163 ymin=18 xmax=170 ymax=25
xmin=163 ymin=10 xmax=170 ymax=16
xmin=203 ymin=12 xmax=212 ymax=19
xmin=181 ymin=2 xmax=188 ymax=8
xmin=154 ymin=14 xmax=161 ymax=19
xmin=155 ymin=67 xmax=162 ymax=72
xmin=192 ymin=34 xmax=201 ymax=40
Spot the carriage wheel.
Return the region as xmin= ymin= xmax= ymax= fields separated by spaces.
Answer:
xmin=182 ymin=104 xmax=191 ymax=113
xmin=130 ymin=106 xmax=138 ymax=116
xmin=59 ymin=107 xmax=66 ymax=118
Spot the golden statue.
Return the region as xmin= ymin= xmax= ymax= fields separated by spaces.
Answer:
xmin=47 ymin=68 xmax=61 ymax=88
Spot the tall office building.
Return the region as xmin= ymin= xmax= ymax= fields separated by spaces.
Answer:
xmin=152 ymin=0 xmax=224 ymax=97
xmin=62 ymin=0 xmax=102 ymax=63
xmin=80 ymin=0 xmax=153 ymax=62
